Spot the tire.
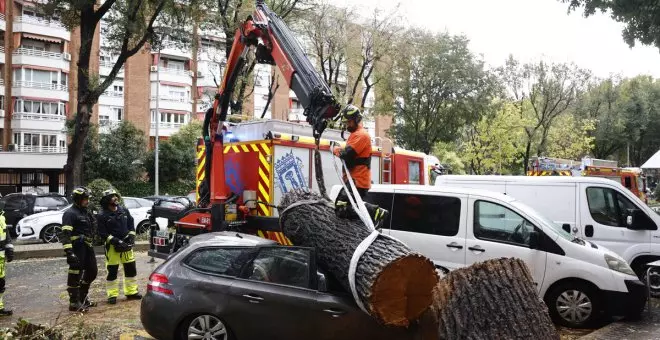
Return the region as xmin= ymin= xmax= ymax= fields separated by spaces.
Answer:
xmin=177 ymin=314 xmax=231 ymax=340
xmin=136 ymin=220 xmax=150 ymax=235
xmin=545 ymin=281 xmax=602 ymax=328
xmin=40 ymin=224 xmax=62 ymax=244
xmin=636 ymin=266 xmax=660 ymax=298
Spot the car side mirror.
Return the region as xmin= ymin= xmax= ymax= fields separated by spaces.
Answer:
xmin=317 ymin=272 xmax=327 ymax=292
xmin=529 ymin=231 xmax=540 ymax=250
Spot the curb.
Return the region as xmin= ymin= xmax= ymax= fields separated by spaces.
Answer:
xmin=14 ymin=242 xmax=151 ymax=260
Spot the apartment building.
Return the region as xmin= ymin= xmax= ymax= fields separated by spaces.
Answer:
xmin=0 ymin=0 xmax=392 ymax=195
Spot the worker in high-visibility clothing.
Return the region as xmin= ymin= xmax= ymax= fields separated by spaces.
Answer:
xmin=333 ymin=104 xmax=389 ymax=225
xmin=0 ymin=202 xmax=14 ymax=316
xmin=97 ymin=189 xmax=141 ymax=304
xmin=61 ymin=187 xmax=98 ymax=312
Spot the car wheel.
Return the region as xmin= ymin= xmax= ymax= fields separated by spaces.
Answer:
xmin=545 ymin=282 xmax=601 ymax=328
xmin=639 ymin=267 xmax=660 ymax=298
xmin=180 ymin=314 xmax=230 ymax=340
xmin=137 ymin=220 xmax=150 ymax=235
xmin=40 ymin=224 xmax=62 ymax=244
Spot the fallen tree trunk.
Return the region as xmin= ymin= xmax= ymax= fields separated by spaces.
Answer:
xmin=418 ymin=258 xmax=559 ymax=340
xmin=278 ymin=190 xmax=438 ymax=327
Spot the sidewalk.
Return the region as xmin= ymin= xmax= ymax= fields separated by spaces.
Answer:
xmin=13 ymin=241 xmax=151 ymax=260
xmin=581 ymin=303 xmax=660 ymax=340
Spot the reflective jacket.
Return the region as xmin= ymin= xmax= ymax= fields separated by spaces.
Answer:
xmin=339 ymin=124 xmax=372 ymax=189
xmin=97 ymin=206 xmax=135 ymax=243
xmin=61 ymin=205 xmax=96 ymax=249
xmin=0 ymin=211 xmax=11 ymax=249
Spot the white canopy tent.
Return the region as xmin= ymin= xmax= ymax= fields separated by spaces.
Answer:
xmin=642 ymin=150 xmax=660 ymax=170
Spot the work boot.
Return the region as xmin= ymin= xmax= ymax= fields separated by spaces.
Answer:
xmin=81 ymin=297 xmax=97 ymax=308
xmin=0 ymin=309 xmax=13 ymax=317
xmin=126 ymin=293 xmax=142 ymax=300
xmin=107 ymin=297 xmax=117 ymax=305
xmin=79 ymin=286 xmax=97 ymax=308
xmin=68 ymin=290 xmax=88 ymax=312
xmin=373 ymin=208 xmax=390 ymax=229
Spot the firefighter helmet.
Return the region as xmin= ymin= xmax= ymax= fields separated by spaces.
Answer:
xmin=100 ymin=188 xmax=120 ymax=208
xmin=72 ymin=187 xmax=92 ymax=206
xmin=340 ymin=104 xmax=363 ymax=124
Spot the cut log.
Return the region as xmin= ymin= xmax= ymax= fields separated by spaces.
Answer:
xmin=418 ymin=258 xmax=559 ymax=340
xmin=278 ymin=190 xmax=439 ymax=327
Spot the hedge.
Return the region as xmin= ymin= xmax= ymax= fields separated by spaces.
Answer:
xmin=113 ymin=180 xmax=195 ymax=198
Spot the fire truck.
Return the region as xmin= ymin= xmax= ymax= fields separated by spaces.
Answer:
xmin=147 ymin=1 xmax=440 ymax=258
xmin=528 ymin=156 xmax=648 ymax=201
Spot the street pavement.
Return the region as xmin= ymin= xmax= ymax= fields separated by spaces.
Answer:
xmin=0 ymin=252 xmax=162 ymax=339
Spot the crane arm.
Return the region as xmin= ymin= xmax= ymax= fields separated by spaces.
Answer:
xmin=200 ymin=0 xmax=340 ymax=206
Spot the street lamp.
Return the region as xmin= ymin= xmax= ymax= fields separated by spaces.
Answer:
xmin=155 ymin=44 xmax=161 ymax=196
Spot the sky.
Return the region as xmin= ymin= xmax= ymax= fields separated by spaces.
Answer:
xmin=330 ymin=0 xmax=660 ymax=78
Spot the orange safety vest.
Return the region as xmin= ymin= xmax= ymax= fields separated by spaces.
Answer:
xmin=343 ymin=125 xmax=372 ymax=189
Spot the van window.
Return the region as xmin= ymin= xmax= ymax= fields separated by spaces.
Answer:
xmin=391 ymin=194 xmax=461 ymax=236
xmin=587 ymin=187 xmax=640 ymax=228
xmin=365 ymin=192 xmax=394 ymax=229
xmin=624 ymin=176 xmax=632 ymax=189
xmin=474 ymin=201 xmax=535 ymax=247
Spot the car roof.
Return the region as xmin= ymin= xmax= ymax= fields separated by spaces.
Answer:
xmin=368 ymin=184 xmax=517 ymax=203
xmin=437 ymin=175 xmax=622 ymax=186
xmin=189 ymin=232 xmax=277 ymax=247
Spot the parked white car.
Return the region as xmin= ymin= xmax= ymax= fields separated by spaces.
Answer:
xmin=331 ymin=184 xmax=647 ymax=328
xmin=16 ymin=197 xmax=167 ymax=243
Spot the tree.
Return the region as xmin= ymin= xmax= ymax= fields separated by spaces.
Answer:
xmin=43 ymin=0 xmax=172 ymax=195
xmin=617 ymin=76 xmax=660 ymax=166
xmin=432 ymin=143 xmax=466 ymax=175
xmin=497 ymin=57 xmax=590 ymax=172
xmin=145 ymin=121 xmax=203 ymax=183
xmin=563 ymin=0 xmax=660 ymax=49
xmin=545 ymin=113 xmax=595 ymax=160
xmin=388 ymin=31 xmax=500 ymax=154
xmin=92 ymin=122 xmax=147 ymax=182
xmin=460 ymin=102 xmax=529 ymax=175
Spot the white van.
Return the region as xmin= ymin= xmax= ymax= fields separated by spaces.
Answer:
xmin=331 ymin=184 xmax=646 ymax=328
xmin=434 ymin=176 xmax=660 ymax=282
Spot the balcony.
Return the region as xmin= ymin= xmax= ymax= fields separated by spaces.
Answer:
xmin=12 ymin=81 xmax=69 ymax=101
xmin=150 ymin=121 xmax=186 ymax=137
xmin=159 ymin=41 xmax=191 ymax=59
xmin=0 ymin=147 xmax=67 ymax=169
xmin=288 ymin=108 xmax=305 ymax=122
xmin=11 ymin=112 xmax=67 ymax=131
xmin=0 ymin=46 xmax=5 ymax=63
xmin=150 ymin=96 xmax=192 ymax=112
xmin=99 ymin=59 xmax=124 ymax=78
xmin=13 ymin=48 xmax=70 ymax=72
xmin=0 ymin=13 xmax=5 ymax=30
xmin=14 ymin=16 xmax=70 ymax=42
xmin=151 ymin=66 xmax=193 ymax=86
xmin=99 ymin=90 xmax=124 ymax=107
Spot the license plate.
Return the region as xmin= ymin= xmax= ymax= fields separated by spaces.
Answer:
xmin=155 ymin=230 xmax=168 ymax=237
xmin=152 ymin=237 xmax=168 ymax=246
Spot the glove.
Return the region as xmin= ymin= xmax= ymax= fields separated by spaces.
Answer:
xmin=124 ymin=234 xmax=135 ymax=246
xmin=65 ymin=249 xmax=79 ymax=267
xmin=4 ymin=245 xmax=14 ymax=263
xmin=113 ymin=239 xmax=131 ymax=252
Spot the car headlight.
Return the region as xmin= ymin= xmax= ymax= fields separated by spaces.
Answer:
xmin=605 ymin=254 xmax=636 ymax=276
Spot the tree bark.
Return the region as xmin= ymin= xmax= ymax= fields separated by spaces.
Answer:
xmin=65 ymin=8 xmax=96 ymax=195
xmin=278 ymin=190 xmax=438 ymax=327
xmin=418 ymin=258 xmax=559 ymax=340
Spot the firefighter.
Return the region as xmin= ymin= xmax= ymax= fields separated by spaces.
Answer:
xmin=97 ymin=189 xmax=141 ymax=304
xmin=333 ymin=104 xmax=388 ymax=225
xmin=61 ymin=187 xmax=98 ymax=312
xmin=0 ymin=202 xmax=14 ymax=316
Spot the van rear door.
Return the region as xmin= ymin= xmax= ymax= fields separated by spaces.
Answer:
xmin=388 ymin=188 xmax=467 ymax=272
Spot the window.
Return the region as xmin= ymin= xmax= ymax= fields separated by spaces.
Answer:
xmin=113 ymin=85 xmax=124 ymax=95
xmin=365 ymin=192 xmax=394 ymax=229
xmin=14 ymin=100 xmax=64 ymax=115
xmin=24 ymin=134 xmax=40 ymax=146
xmin=408 ymin=161 xmax=421 ymax=184
xmin=13 ymin=133 xmax=21 ymax=145
xmin=624 ymin=177 xmax=632 ymax=189
xmin=474 ymin=201 xmax=536 ymax=247
xmin=112 ymin=107 xmax=123 ymax=121
xmin=242 ymin=247 xmax=311 ymax=289
xmin=123 ymin=198 xmax=138 ymax=209
xmin=135 ymin=198 xmax=154 ymax=208
xmin=41 ymin=135 xmax=56 ymax=147
xmin=586 ymin=187 xmax=637 ymax=227
xmin=390 ymin=194 xmax=461 ymax=236
xmin=185 ymin=247 xmax=254 ymax=276
xmin=2 ymin=195 xmax=26 ymax=211
xmin=35 ymin=196 xmax=68 ymax=208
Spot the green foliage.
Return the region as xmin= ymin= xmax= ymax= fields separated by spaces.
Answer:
xmin=113 ymin=180 xmax=195 ymax=197
xmin=564 ymin=0 xmax=660 ymax=49
xmin=93 ymin=121 xmax=147 ymax=182
xmin=388 ymin=30 xmax=501 ymax=154
xmin=145 ymin=121 xmax=202 ymax=183
xmin=545 ymin=114 xmax=595 ymax=160
xmin=432 ymin=143 xmax=466 ymax=175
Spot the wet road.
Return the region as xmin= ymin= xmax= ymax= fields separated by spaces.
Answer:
xmin=0 ymin=252 xmax=163 ymax=336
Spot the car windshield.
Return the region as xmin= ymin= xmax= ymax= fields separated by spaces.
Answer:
xmin=510 ymin=200 xmax=573 ymax=241
xmin=59 ymin=204 xmax=72 ymax=211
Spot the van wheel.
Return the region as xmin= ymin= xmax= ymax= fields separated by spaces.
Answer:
xmin=545 ymin=282 xmax=602 ymax=328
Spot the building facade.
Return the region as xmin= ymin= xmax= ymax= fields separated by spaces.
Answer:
xmin=0 ymin=1 xmax=392 ymax=195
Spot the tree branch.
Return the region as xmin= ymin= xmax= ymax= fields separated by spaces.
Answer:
xmin=94 ymin=0 xmax=119 ymax=21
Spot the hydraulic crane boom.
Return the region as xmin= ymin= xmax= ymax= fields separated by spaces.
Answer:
xmin=200 ymin=0 xmax=341 ymax=208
